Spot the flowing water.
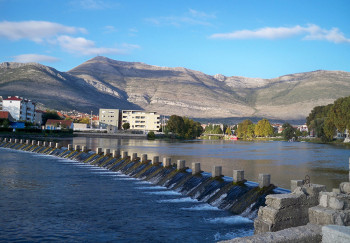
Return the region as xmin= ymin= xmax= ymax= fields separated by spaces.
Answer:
xmin=1 ymin=138 xmax=349 ymax=242
xmin=0 ymin=148 xmax=253 ymax=242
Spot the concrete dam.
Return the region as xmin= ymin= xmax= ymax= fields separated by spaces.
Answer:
xmin=1 ymin=137 xmax=350 ymax=242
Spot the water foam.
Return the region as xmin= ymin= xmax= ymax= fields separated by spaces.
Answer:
xmin=135 ymin=186 xmax=167 ymax=190
xmin=158 ymin=197 xmax=199 ymax=203
xmin=206 ymin=215 xmax=253 ymax=225
xmin=145 ymin=191 xmax=182 ymax=196
xmin=181 ymin=204 xmax=221 ymax=211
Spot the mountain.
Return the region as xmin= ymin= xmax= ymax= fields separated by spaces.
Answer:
xmin=1 ymin=56 xmax=350 ymax=121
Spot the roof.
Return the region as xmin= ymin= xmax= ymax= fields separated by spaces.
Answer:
xmin=4 ymin=96 xmax=22 ymax=101
xmin=0 ymin=111 xmax=10 ymax=119
xmin=46 ymin=119 xmax=73 ymax=127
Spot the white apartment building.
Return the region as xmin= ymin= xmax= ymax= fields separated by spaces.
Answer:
xmin=2 ymin=96 xmax=36 ymax=123
xmin=122 ymin=110 xmax=160 ymax=131
xmin=99 ymin=109 xmax=120 ymax=129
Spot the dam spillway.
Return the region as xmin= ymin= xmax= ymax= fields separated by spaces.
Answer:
xmin=0 ymin=137 xmax=286 ymax=218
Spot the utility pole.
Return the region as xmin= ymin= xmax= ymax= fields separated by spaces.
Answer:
xmin=90 ymin=111 xmax=92 ymax=129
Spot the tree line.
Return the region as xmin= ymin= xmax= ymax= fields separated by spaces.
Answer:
xmin=306 ymin=95 xmax=350 ymax=142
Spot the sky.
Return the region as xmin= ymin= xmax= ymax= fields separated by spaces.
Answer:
xmin=0 ymin=0 xmax=349 ymax=78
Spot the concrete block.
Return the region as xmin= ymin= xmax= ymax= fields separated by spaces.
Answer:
xmin=305 ymin=184 xmax=327 ymax=197
xmin=141 ymin=154 xmax=147 ymax=162
xmin=322 ymin=225 xmax=350 ymax=243
xmin=32 ymin=140 xmax=36 ymax=145
xmin=68 ymin=144 xmax=73 ymax=150
xmin=9 ymin=138 xmax=14 ymax=143
xmin=20 ymin=139 xmax=24 ymax=144
xmin=121 ymin=151 xmax=128 ymax=159
xmin=4 ymin=138 xmax=8 ymax=142
xmin=104 ymin=148 xmax=110 ymax=156
xmin=340 ymin=182 xmax=350 ymax=194
xmin=75 ymin=145 xmax=81 ymax=151
xmin=320 ymin=193 xmax=330 ymax=208
xmin=177 ymin=160 xmax=185 ymax=170
xmin=233 ymin=170 xmax=244 ymax=182
xmin=81 ymin=145 xmax=87 ymax=152
xmin=212 ymin=166 xmax=222 ymax=177
xmin=309 ymin=206 xmax=350 ymax=226
xmin=265 ymin=193 xmax=306 ymax=209
xmin=192 ymin=162 xmax=201 ymax=175
xmin=26 ymin=139 xmax=30 ymax=144
xmin=152 ymin=156 xmax=159 ymax=164
xmin=259 ymin=174 xmax=271 ymax=188
xmin=291 ymin=180 xmax=303 ymax=192
xmin=55 ymin=143 xmax=61 ymax=149
xmin=37 ymin=141 xmax=42 ymax=146
xmin=163 ymin=157 xmax=171 ymax=167
xmin=131 ymin=153 xmax=138 ymax=161
xmin=112 ymin=149 xmax=120 ymax=158
xmin=15 ymin=139 xmax=19 ymax=143
xmin=96 ymin=147 xmax=102 ymax=154
xmin=43 ymin=141 xmax=48 ymax=147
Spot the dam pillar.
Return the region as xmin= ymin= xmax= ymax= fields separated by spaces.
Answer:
xmin=113 ymin=149 xmax=120 ymax=158
xmin=26 ymin=139 xmax=30 ymax=144
xmin=141 ymin=154 xmax=148 ymax=163
xmin=4 ymin=138 xmax=8 ymax=142
xmin=177 ymin=160 xmax=186 ymax=170
xmin=43 ymin=141 xmax=48 ymax=147
xmin=152 ymin=156 xmax=159 ymax=165
xmin=122 ymin=151 xmax=128 ymax=159
xmin=49 ymin=142 xmax=54 ymax=148
xmin=75 ymin=145 xmax=81 ymax=151
xmin=192 ymin=162 xmax=201 ymax=175
xmin=163 ymin=157 xmax=171 ymax=167
xmin=131 ymin=153 xmax=138 ymax=161
xmin=68 ymin=144 xmax=73 ymax=150
xmin=15 ymin=139 xmax=19 ymax=143
xmin=37 ymin=141 xmax=42 ymax=146
xmin=233 ymin=170 xmax=244 ymax=182
xmin=81 ymin=146 xmax=87 ymax=152
xmin=104 ymin=148 xmax=110 ymax=156
xmin=56 ymin=143 xmax=61 ymax=149
xmin=259 ymin=174 xmax=271 ymax=187
xmin=31 ymin=140 xmax=36 ymax=145
xmin=212 ymin=166 xmax=222 ymax=178
xmin=20 ymin=139 xmax=24 ymax=144
xmin=9 ymin=138 xmax=14 ymax=143
xmin=96 ymin=147 xmax=102 ymax=154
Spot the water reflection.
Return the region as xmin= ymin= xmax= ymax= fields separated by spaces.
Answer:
xmin=66 ymin=137 xmax=349 ymax=190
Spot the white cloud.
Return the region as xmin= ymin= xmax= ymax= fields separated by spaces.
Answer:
xmin=70 ymin=0 xmax=117 ymax=10
xmin=0 ymin=20 xmax=86 ymax=42
xmin=146 ymin=9 xmax=215 ymax=27
xmin=104 ymin=25 xmax=118 ymax=33
xmin=56 ymin=35 xmax=139 ymax=55
xmin=210 ymin=24 xmax=350 ymax=44
xmin=13 ymin=54 xmax=60 ymax=63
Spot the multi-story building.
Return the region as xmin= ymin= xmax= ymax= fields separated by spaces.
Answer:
xmin=2 ymin=96 xmax=36 ymax=123
xmin=99 ymin=109 xmax=120 ymax=129
xmin=121 ymin=110 xmax=160 ymax=131
xmin=0 ymin=96 xmax=3 ymax=110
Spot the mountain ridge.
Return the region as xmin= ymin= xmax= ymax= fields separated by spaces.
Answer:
xmin=1 ymin=56 xmax=350 ymax=121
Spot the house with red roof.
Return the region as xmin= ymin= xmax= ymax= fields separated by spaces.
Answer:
xmin=45 ymin=119 xmax=74 ymax=130
xmin=0 ymin=111 xmax=14 ymax=121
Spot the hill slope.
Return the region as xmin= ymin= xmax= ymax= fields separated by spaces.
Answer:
xmin=1 ymin=57 xmax=350 ymax=120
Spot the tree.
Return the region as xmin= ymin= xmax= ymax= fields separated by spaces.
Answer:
xmin=323 ymin=118 xmax=336 ymax=142
xmin=122 ymin=122 xmax=130 ymax=130
xmin=236 ymin=120 xmax=253 ymax=139
xmin=167 ymin=115 xmax=203 ymax=139
xmin=328 ymin=96 xmax=350 ymax=133
xmin=225 ymin=127 xmax=232 ymax=135
xmin=77 ymin=117 xmax=90 ymax=124
xmin=282 ymin=123 xmax=297 ymax=140
xmin=255 ymin=119 xmax=274 ymax=137
xmin=42 ymin=110 xmax=62 ymax=124
xmin=147 ymin=131 xmax=155 ymax=140
xmin=167 ymin=115 xmax=185 ymax=136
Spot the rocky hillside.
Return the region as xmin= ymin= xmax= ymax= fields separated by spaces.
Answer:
xmin=1 ymin=56 xmax=350 ymax=120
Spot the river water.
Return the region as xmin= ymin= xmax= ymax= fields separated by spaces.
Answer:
xmin=0 ymin=138 xmax=349 ymax=242
xmin=70 ymin=137 xmax=349 ymax=190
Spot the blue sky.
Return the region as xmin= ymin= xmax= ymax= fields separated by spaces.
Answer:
xmin=0 ymin=0 xmax=349 ymax=78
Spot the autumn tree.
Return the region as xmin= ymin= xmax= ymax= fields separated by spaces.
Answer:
xmin=255 ymin=119 xmax=274 ymax=137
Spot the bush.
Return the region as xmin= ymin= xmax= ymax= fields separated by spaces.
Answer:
xmin=147 ymin=131 xmax=156 ymax=140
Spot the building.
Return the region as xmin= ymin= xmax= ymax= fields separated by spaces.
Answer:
xmin=99 ymin=109 xmax=120 ymax=129
xmin=73 ymin=123 xmax=89 ymax=131
xmin=34 ymin=110 xmax=44 ymax=126
xmin=121 ymin=110 xmax=160 ymax=131
xmin=45 ymin=119 xmax=74 ymax=130
xmin=2 ymin=96 xmax=36 ymax=123
xmin=0 ymin=96 xmax=3 ymax=110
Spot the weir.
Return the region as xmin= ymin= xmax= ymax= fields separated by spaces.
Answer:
xmin=0 ymin=137 xmax=281 ymax=218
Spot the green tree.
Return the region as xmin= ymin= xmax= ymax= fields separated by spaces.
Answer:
xmin=0 ymin=118 xmax=10 ymax=128
xmin=167 ymin=115 xmax=203 ymax=139
xmin=42 ymin=110 xmax=62 ymax=124
xmin=255 ymin=119 xmax=274 ymax=137
xmin=122 ymin=122 xmax=130 ymax=130
xmin=328 ymin=96 xmax=350 ymax=133
xmin=167 ymin=115 xmax=185 ymax=136
xmin=225 ymin=127 xmax=232 ymax=135
xmin=323 ymin=118 xmax=336 ymax=142
xmin=236 ymin=120 xmax=253 ymax=139
xmin=147 ymin=131 xmax=155 ymax=140
xmin=282 ymin=123 xmax=297 ymax=140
